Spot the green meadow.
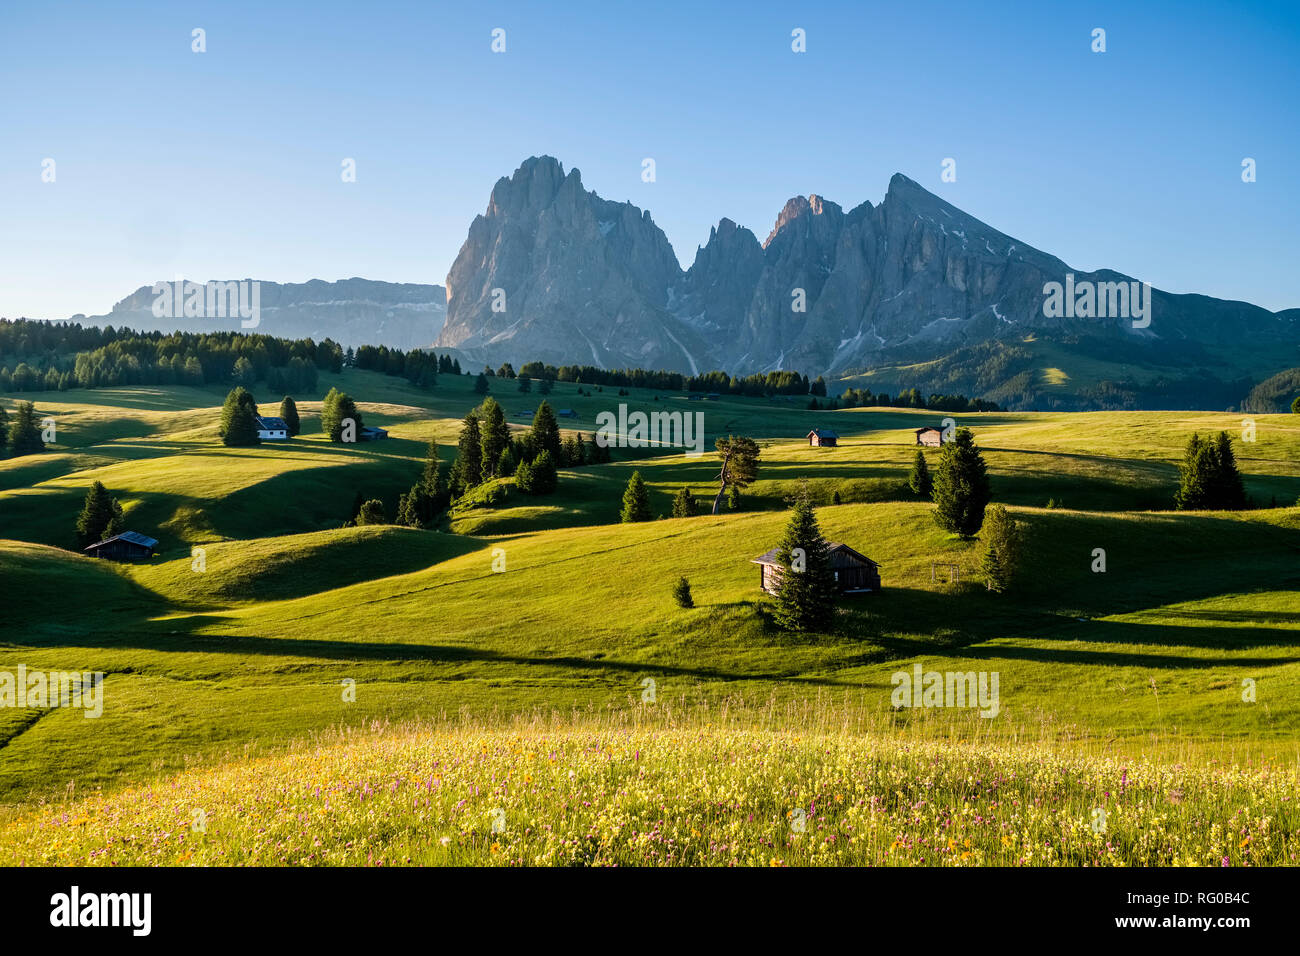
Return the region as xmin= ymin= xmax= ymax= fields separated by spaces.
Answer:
xmin=2 ymin=372 xmax=1299 ymax=860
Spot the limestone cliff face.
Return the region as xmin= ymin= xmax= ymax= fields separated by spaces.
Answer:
xmin=437 ymin=156 xmax=709 ymax=372
xmin=436 ymin=156 xmax=1298 ymax=378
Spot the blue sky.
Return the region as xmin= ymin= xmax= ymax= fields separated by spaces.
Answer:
xmin=1 ymin=0 xmax=1297 ymax=318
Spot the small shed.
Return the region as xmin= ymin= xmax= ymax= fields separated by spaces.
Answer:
xmin=557 ymin=408 xmax=579 ymax=419
xmin=359 ymin=426 xmax=389 ymax=441
xmin=915 ymin=427 xmax=943 ymax=447
xmin=84 ymin=531 xmax=157 ymax=562
xmin=254 ymin=416 xmax=290 ymax=440
xmin=706 ymin=392 xmax=721 ymax=401
xmin=751 ymin=542 xmax=881 ymax=595
xmin=807 ymin=428 xmax=839 ymax=447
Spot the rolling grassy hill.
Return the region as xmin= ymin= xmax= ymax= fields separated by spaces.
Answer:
xmin=1 ymin=373 xmax=1299 ymax=853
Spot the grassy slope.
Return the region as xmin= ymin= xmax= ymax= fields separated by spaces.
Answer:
xmin=1 ymin=374 xmax=1299 ymax=807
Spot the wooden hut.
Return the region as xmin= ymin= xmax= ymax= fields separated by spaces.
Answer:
xmin=84 ymin=531 xmax=157 ymax=562
xmin=915 ymin=427 xmax=943 ymax=447
xmin=751 ymin=543 xmax=881 ymax=594
xmin=807 ymin=428 xmax=839 ymax=447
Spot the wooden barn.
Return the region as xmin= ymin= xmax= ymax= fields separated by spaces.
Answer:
xmin=84 ymin=531 xmax=157 ymax=562
xmin=915 ymin=427 xmax=943 ymax=447
xmin=751 ymin=542 xmax=881 ymax=595
xmin=807 ymin=428 xmax=839 ymax=447
xmin=359 ymin=426 xmax=389 ymax=441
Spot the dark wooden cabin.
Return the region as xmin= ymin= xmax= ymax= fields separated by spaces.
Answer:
xmin=751 ymin=542 xmax=881 ymax=595
xmin=807 ymin=428 xmax=839 ymax=447
xmin=84 ymin=531 xmax=158 ymax=562
xmin=915 ymin=427 xmax=943 ymax=447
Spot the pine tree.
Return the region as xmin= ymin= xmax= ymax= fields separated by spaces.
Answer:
xmin=980 ymin=504 xmax=1021 ymax=593
xmin=573 ymin=433 xmax=588 ymax=466
xmin=356 ymin=499 xmax=387 ymax=525
xmin=771 ymin=481 xmax=838 ymax=632
xmin=1209 ymin=431 xmax=1246 ymax=510
xmin=76 ymin=481 xmax=125 ymax=545
xmin=620 ymin=471 xmax=652 ymax=522
xmin=1292 ymin=396 xmax=1300 ymax=415
xmin=497 ymin=444 xmax=518 ymax=478
xmin=1174 ymin=433 xmax=1207 ymax=509
xmin=909 ymin=448 xmax=933 ymax=498
xmin=517 ymin=449 xmax=558 ymax=495
xmin=219 ymin=387 xmax=260 ymax=447
xmin=395 ymin=490 xmax=420 ymax=527
xmin=931 ymin=427 xmax=991 ymax=536
xmin=672 ymin=576 xmax=694 ymax=608
xmin=531 ymin=402 xmax=563 ymax=461
xmin=712 ymin=435 xmax=760 ymax=514
xmin=449 ymin=414 xmax=482 ymax=494
xmin=671 ymin=487 xmax=697 ymax=517
xmin=8 ymin=401 xmax=45 ymax=456
xmin=474 ymin=372 xmax=490 ymax=395
xmin=561 ymin=435 xmax=581 ymax=467
xmin=279 ymin=396 xmax=300 ymax=436
xmin=478 ymin=398 xmax=510 ymax=477
xmin=0 ymin=403 xmax=9 ymax=456
xmin=517 ymin=374 xmax=532 ymax=393
xmin=831 ymin=489 xmax=842 ymax=505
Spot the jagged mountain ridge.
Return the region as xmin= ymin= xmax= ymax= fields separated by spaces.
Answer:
xmin=437 ymin=156 xmax=1297 ymax=387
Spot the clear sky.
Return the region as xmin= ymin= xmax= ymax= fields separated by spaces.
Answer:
xmin=1 ymin=0 xmax=1297 ymax=319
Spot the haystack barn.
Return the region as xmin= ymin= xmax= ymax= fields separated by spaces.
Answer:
xmin=915 ymin=427 xmax=943 ymax=447
xmin=751 ymin=543 xmax=881 ymax=594
xmin=807 ymin=428 xmax=838 ymax=447
xmin=84 ymin=531 xmax=157 ymax=562
xmin=254 ymin=416 xmax=289 ymax=440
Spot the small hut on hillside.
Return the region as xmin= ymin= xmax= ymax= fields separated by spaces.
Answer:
xmin=751 ymin=543 xmax=881 ymax=595
xmin=915 ymin=427 xmax=943 ymax=447
xmin=84 ymin=531 xmax=157 ymax=562
xmin=807 ymin=428 xmax=839 ymax=447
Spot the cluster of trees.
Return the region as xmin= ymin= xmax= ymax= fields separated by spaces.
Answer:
xmin=394 ymin=439 xmax=450 ymax=528
xmin=0 ymin=401 xmax=47 ymax=458
xmin=351 ymin=345 xmax=459 ymax=387
xmin=838 ymin=386 xmax=1000 ymax=412
xmin=0 ymin=319 xmax=344 ymax=392
xmin=446 ymin=399 xmax=605 ymax=502
xmin=687 ymin=369 xmax=810 ymax=397
xmin=1174 ymin=432 xmax=1246 ymax=510
xmin=75 ymin=481 xmax=125 ymax=546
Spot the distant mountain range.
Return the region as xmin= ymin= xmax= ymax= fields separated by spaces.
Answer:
xmin=64 ymin=278 xmax=446 ymax=352
xmin=26 ymin=155 xmax=1299 ymax=409
xmin=437 ymin=156 xmax=1299 ymax=409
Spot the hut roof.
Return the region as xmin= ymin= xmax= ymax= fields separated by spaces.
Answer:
xmin=915 ymin=426 xmax=942 ymax=434
xmin=84 ymin=530 xmax=158 ymax=552
xmin=807 ymin=428 xmax=839 ymax=439
xmin=751 ymin=542 xmax=879 ymax=569
xmin=255 ymin=416 xmax=288 ymax=430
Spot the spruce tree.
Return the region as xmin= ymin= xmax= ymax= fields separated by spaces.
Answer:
xmin=450 ymin=414 xmax=483 ymax=494
xmin=517 ymin=449 xmax=558 ymax=495
xmin=1208 ymin=431 xmax=1246 ymax=510
xmin=980 ymin=504 xmax=1021 ymax=593
xmin=772 ymin=481 xmax=838 ymax=632
xmin=479 ymin=398 xmax=510 ymax=477
xmin=931 ymin=427 xmax=991 ymax=536
xmin=620 ymin=471 xmax=652 ymax=522
xmin=474 ymin=372 xmax=490 ymax=395
xmin=76 ymin=481 xmax=125 ymax=546
xmin=531 ymin=402 xmax=563 ymax=461
xmin=279 ymin=396 xmax=300 ymax=436
xmin=320 ymin=387 xmax=341 ymax=438
xmin=672 ymin=576 xmax=694 ymax=608
xmin=9 ymin=401 xmax=45 ymax=456
xmin=0 ymin=404 xmax=9 ymax=455
xmin=909 ymin=448 xmax=933 ymax=498
xmin=1174 ymin=434 xmax=1211 ymax=510
xmin=356 ymin=499 xmax=386 ymax=525
xmin=671 ymin=487 xmax=697 ymax=517
xmin=219 ymin=387 xmax=260 ymax=447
